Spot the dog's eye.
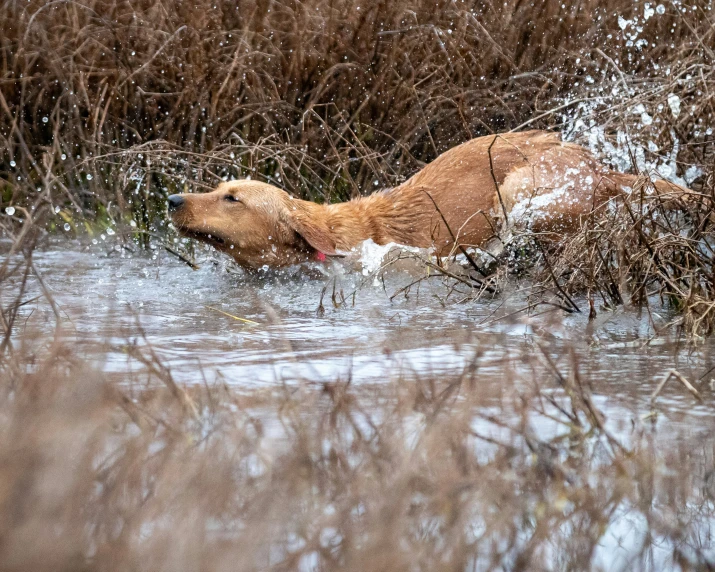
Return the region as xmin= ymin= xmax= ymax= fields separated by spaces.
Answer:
xmin=224 ymin=194 xmax=242 ymax=203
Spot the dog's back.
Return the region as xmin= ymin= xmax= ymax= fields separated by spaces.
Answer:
xmin=384 ymin=130 xmax=622 ymax=253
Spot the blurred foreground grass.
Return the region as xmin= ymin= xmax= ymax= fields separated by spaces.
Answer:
xmin=3 ymin=319 xmax=715 ymax=571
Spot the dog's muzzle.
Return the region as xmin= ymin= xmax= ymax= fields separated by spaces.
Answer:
xmin=167 ymin=194 xmax=185 ymax=212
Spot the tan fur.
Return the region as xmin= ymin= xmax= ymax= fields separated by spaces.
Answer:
xmin=168 ymin=130 xmax=690 ymax=270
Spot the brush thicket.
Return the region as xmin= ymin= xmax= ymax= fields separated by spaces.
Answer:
xmin=536 ymin=177 xmax=715 ymax=337
xmin=1 ymin=0 xmax=710 ymax=221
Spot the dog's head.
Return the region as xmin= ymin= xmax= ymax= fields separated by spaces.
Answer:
xmin=167 ymin=180 xmax=335 ymax=269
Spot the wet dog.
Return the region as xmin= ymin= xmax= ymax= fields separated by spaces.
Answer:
xmin=168 ymin=130 xmax=687 ymax=270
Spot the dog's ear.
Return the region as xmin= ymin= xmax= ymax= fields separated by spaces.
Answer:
xmin=282 ymin=201 xmax=338 ymax=256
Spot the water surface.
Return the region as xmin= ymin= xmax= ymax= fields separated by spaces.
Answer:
xmin=6 ymin=240 xmax=715 ymax=569
xmin=9 ymin=241 xmax=714 ymax=426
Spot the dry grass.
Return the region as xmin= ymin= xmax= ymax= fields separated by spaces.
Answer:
xmin=537 ymin=177 xmax=715 ymax=337
xmin=2 ymin=3 xmax=715 ymax=568
xmin=1 ymin=0 xmax=712 ymax=220
xmin=3 ymin=307 xmax=715 ymax=570
xmin=2 ymin=0 xmax=714 ymax=330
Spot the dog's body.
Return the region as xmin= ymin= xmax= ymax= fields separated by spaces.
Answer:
xmin=168 ymin=130 xmax=684 ymax=269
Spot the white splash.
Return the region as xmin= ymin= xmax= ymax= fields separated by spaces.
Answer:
xmin=667 ymin=93 xmax=681 ymax=118
xmin=684 ymin=165 xmax=703 ymax=185
xmin=572 ymin=120 xmax=696 ymax=188
xmin=509 ymin=181 xmax=576 ymax=227
xmin=358 ymin=239 xmax=422 ymax=276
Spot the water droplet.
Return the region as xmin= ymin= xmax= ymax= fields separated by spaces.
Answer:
xmin=5 ymin=206 xmax=15 ymax=216
xmin=656 ymin=4 xmax=665 ymax=14
xmin=685 ymin=165 xmax=703 ymax=184
xmin=61 ymin=154 xmax=67 ymax=160
xmin=86 ymin=174 xmax=93 ymax=180
xmin=63 ymin=223 xmax=71 ymax=231
xmin=54 ymin=206 xmax=61 ymax=213
xmin=667 ymin=93 xmax=681 ymax=118
xmin=129 ymin=219 xmax=137 ymax=227
xmin=42 ymin=116 xmax=48 ymax=123
xmin=106 ymin=228 xmax=115 ymax=235
xmin=9 ymin=160 xmax=16 ymax=168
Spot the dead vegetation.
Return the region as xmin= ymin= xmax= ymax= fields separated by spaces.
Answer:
xmin=475 ymin=175 xmax=715 ymax=338
xmin=538 ymin=177 xmax=715 ymax=337
xmin=2 ymin=257 xmax=715 ymax=571
xmin=1 ymin=0 xmax=712 ymax=220
xmin=2 ymin=3 xmax=715 ymax=567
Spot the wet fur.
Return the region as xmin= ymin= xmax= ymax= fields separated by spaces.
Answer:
xmin=169 ymin=130 xmax=690 ymax=270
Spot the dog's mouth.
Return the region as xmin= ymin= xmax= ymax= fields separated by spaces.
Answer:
xmin=175 ymin=226 xmax=226 ymax=246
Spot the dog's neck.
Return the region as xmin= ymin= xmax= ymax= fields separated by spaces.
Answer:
xmin=290 ymin=189 xmax=429 ymax=254
xmin=324 ymin=193 xmax=400 ymax=248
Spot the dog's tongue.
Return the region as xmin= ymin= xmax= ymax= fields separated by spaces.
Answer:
xmin=314 ymin=251 xmax=327 ymax=262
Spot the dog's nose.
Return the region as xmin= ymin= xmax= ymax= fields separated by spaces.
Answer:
xmin=167 ymin=194 xmax=185 ymax=212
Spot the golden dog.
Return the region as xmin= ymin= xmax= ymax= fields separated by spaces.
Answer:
xmin=168 ymin=130 xmax=685 ymax=270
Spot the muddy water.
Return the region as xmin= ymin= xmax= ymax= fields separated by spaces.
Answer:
xmin=7 ymin=241 xmax=715 ymax=568
xmin=11 ymin=241 xmax=715 ymax=425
